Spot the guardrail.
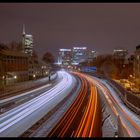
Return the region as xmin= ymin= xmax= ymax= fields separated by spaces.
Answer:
xmin=105 ymin=78 xmax=140 ymax=116
xmin=83 ymin=72 xmax=140 ymax=115
xmin=117 ymin=115 xmax=130 ymax=137
xmin=83 ymin=72 xmax=140 ymax=137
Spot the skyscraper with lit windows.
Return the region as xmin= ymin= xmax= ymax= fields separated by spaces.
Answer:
xmin=58 ymin=49 xmax=72 ymax=67
xmin=72 ymin=47 xmax=88 ymax=65
xmin=22 ymin=24 xmax=33 ymax=56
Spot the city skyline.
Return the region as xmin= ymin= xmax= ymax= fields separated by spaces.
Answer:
xmin=0 ymin=3 xmax=140 ymax=58
xmin=1 ymin=3 xmax=140 ymax=137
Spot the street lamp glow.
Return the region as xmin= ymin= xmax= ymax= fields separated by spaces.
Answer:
xmin=33 ymin=74 xmax=36 ymax=78
xmin=14 ymin=75 xmax=17 ymax=79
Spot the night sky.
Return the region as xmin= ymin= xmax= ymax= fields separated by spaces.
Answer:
xmin=0 ymin=3 xmax=140 ymax=58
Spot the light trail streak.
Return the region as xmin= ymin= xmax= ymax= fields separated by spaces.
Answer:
xmin=89 ymin=86 xmax=98 ymax=137
xmin=48 ymin=76 xmax=88 ymax=137
xmin=89 ymin=77 xmax=134 ymax=136
xmin=48 ymin=72 xmax=101 ymax=137
xmin=81 ymin=86 xmax=94 ymax=137
xmin=0 ymin=72 xmax=68 ymax=124
xmin=84 ymin=73 xmax=140 ymax=137
xmin=74 ymin=73 xmax=100 ymax=137
xmin=75 ymin=84 xmax=94 ymax=137
xmin=0 ymin=73 xmax=63 ymax=122
xmin=0 ymin=71 xmax=76 ymax=137
xmin=75 ymin=74 xmax=99 ymax=137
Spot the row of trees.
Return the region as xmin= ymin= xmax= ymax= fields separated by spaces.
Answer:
xmin=81 ymin=54 xmax=133 ymax=79
xmin=42 ymin=52 xmax=55 ymax=64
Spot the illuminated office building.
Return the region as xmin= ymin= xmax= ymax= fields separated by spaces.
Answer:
xmin=88 ymin=50 xmax=97 ymax=62
xmin=58 ymin=49 xmax=72 ymax=66
xmin=22 ymin=25 xmax=33 ymax=56
xmin=72 ymin=47 xmax=88 ymax=65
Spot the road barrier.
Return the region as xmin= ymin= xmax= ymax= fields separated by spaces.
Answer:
xmin=106 ymin=78 xmax=140 ymax=116
xmin=84 ymin=72 xmax=140 ymax=136
xmin=117 ymin=115 xmax=130 ymax=137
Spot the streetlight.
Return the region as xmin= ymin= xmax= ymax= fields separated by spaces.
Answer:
xmin=33 ymin=74 xmax=36 ymax=78
xmin=14 ymin=75 xmax=17 ymax=79
xmin=14 ymin=75 xmax=17 ymax=84
xmin=46 ymin=71 xmax=48 ymax=75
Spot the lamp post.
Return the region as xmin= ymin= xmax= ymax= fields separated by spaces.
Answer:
xmin=14 ymin=75 xmax=17 ymax=84
xmin=33 ymin=74 xmax=36 ymax=80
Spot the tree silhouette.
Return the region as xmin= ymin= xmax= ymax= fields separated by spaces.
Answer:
xmin=42 ymin=52 xmax=55 ymax=64
xmin=0 ymin=42 xmax=9 ymax=50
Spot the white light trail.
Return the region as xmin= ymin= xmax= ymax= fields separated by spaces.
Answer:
xmin=0 ymin=71 xmax=76 ymax=137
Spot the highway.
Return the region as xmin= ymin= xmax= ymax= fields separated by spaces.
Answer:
xmin=84 ymin=73 xmax=140 ymax=137
xmin=47 ymin=71 xmax=140 ymax=137
xmin=0 ymin=71 xmax=77 ymax=137
xmin=47 ymin=72 xmax=102 ymax=137
xmin=0 ymin=73 xmax=57 ymax=100
xmin=0 ymin=73 xmax=59 ymax=113
xmin=1 ymin=70 xmax=139 ymax=137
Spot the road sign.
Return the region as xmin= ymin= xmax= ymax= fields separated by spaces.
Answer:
xmin=81 ymin=66 xmax=97 ymax=72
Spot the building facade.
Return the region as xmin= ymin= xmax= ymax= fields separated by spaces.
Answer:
xmin=0 ymin=50 xmax=29 ymax=87
xmin=28 ymin=56 xmax=49 ymax=80
xmin=88 ymin=50 xmax=97 ymax=62
xmin=113 ymin=49 xmax=128 ymax=59
xmin=57 ymin=47 xmax=96 ymax=67
xmin=0 ymin=25 xmax=50 ymax=90
xmin=72 ymin=47 xmax=88 ymax=65
xmin=58 ymin=49 xmax=72 ymax=67
xmin=113 ymin=49 xmax=128 ymax=68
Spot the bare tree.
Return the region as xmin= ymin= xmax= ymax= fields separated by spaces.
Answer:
xmin=0 ymin=42 xmax=9 ymax=50
xmin=42 ymin=52 xmax=55 ymax=64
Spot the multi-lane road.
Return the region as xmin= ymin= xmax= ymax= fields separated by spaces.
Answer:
xmin=84 ymin=73 xmax=140 ymax=137
xmin=48 ymin=72 xmax=101 ymax=137
xmin=48 ymin=71 xmax=140 ymax=137
xmin=0 ymin=71 xmax=77 ymax=137
xmin=1 ymin=70 xmax=140 ymax=137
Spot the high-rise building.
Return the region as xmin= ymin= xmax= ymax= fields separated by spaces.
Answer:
xmin=22 ymin=25 xmax=33 ymax=56
xmin=88 ymin=50 xmax=97 ymax=62
xmin=113 ymin=49 xmax=128 ymax=59
xmin=113 ymin=49 xmax=128 ymax=68
xmin=22 ymin=25 xmax=35 ymax=79
xmin=58 ymin=49 xmax=72 ymax=67
xmin=72 ymin=47 xmax=88 ymax=65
